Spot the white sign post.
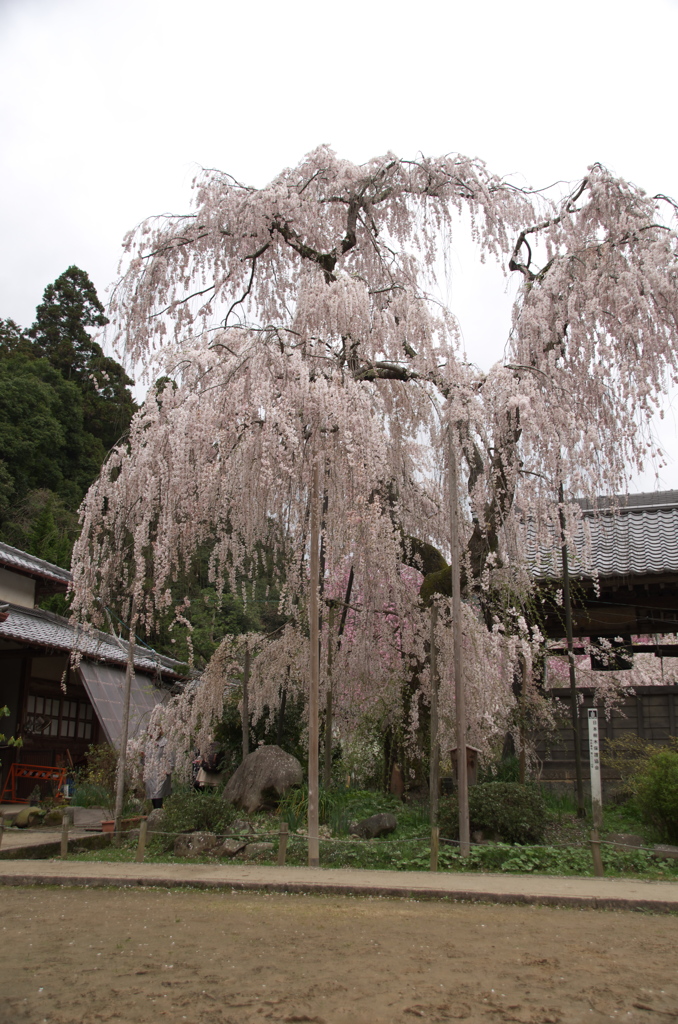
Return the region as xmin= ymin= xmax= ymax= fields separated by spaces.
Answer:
xmin=587 ymin=708 xmax=603 ymax=828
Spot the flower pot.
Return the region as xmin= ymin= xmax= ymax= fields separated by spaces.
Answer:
xmin=101 ymin=815 xmax=146 ymax=834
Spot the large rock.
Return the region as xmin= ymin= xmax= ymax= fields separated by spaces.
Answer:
xmin=653 ymin=844 xmax=678 ymax=860
xmin=223 ymin=745 xmax=303 ymax=814
xmin=607 ymin=832 xmax=643 ymax=852
xmin=349 ymin=812 xmax=398 ymax=839
xmin=239 ymin=842 xmax=275 ymax=860
xmin=174 ymin=831 xmax=219 ymax=858
xmin=214 ymin=838 xmax=249 ymax=858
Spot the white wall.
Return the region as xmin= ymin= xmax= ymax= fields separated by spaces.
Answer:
xmin=0 ymin=567 xmax=35 ymax=607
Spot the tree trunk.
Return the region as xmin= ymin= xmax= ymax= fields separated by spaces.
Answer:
xmin=276 ymin=675 xmax=288 ymax=747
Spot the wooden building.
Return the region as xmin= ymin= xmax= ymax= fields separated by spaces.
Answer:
xmin=532 ymin=491 xmax=678 ymax=792
xmin=0 ymin=542 xmax=185 ymax=803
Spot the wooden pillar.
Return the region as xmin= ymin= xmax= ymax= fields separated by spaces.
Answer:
xmin=558 ymin=484 xmax=585 ymax=819
xmin=323 ymin=602 xmax=335 ymax=789
xmin=518 ymin=655 xmax=528 ymax=785
xmin=114 ymin=596 xmax=137 ymax=839
xmin=449 ymin=422 xmax=469 ymax=856
xmin=429 ymin=602 xmax=439 ymax=826
xmin=308 ymin=460 xmax=320 ymax=868
xmin=242 ymin=647 xmax=251 ymax=761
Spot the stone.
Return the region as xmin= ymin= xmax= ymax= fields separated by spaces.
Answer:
xmin=239 ymin=842 xmax=275 ymax=859
xmin=145 ymin=807 xmax=165 ymax=836
xmin=173 ymin=831 xmax=219 ymax=858
xmin=349 ymin=812 xmax=398 ymax=839
xmin=44 ymin=809 xmax=65 ymax=827
xmin=213 ymin=838 xmax=249 ymax=858
xmin=606 ymin=832 xmax=644 ymax=852
xmin=223 ymin=745 xmax=303 ymax=814
xmin=227 ymin=819 xmax=255 ymax=836
xmin=71 ymin=806 xmax=108 ymax=828
xmin=653 ymin=844 xmax=678 ymax=860
xmin=13 ymin=806 xmax=45 ymax=828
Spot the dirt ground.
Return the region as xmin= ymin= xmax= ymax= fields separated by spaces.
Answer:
xmin=1 ymin=887 xmax=677 ymax=1024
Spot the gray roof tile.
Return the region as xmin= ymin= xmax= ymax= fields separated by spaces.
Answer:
xmin=530 ymin=492 xmax=678 ymax=579
xmin=0 ymin=542 xmax=71 ymax=586
xmin=0 ymin=603 xmax=186 ymax=679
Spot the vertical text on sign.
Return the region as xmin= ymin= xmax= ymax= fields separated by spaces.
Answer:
xmin=587 ymin=708 xmax=603 ymax=828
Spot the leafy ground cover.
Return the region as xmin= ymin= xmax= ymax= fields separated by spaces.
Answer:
xmin=64 ymin=785 xmax=678 ymax=879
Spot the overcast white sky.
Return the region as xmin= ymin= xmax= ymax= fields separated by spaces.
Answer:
xmin=1 ymin=0 xmax=678 ymax=487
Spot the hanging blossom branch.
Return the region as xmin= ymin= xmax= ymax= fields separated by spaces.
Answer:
xmin=70 ymin=149 xmax=678 ymax=764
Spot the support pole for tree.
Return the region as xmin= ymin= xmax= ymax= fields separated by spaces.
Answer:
xmin=518 ymin=654 xmax=528 ymax=785
xmin=323 ymin=602 xmax=335 ymax=789
xmin=429 ymin=602 xmax=439 ymax=826
xmin=429 ymin=601 xmax=440 ymax=870
xmin=308 ymin=459 xmax=320 ymax=868
xmin=114 ymin=596 xmax=137 ymax=840
xmin=449 ymin=423 xmax=470 ymax=856
xmin=558 ymin=482 xmax=586 ymax=818
xmin=242 ymin=646 xmax=251 ymax=761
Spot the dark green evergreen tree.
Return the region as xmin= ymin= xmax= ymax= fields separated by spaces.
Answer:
xmin=29 ymin=266 xmax=136 ymax=451
xmin=0 ymin=269 xmax=136 ymax=571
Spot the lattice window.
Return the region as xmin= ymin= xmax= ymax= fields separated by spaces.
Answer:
xmin=25 ymin=693 xmax=93 ymax=740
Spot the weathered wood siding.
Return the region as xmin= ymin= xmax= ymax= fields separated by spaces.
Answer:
xmin=536 ymin=686 xmax=678 ymax=790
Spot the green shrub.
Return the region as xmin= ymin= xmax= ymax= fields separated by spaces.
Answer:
xmin=633 ymin=749 xmax=678 ymax=844
xmin=438 ymin=782 xmax=547 ymax=845
xmin=477 ymin=755 xmax=521 ymax=784
xmin=71 ymin=782 xmax=112 ymax=808
xmin=153 ymin=787 xmax=238 ymax=851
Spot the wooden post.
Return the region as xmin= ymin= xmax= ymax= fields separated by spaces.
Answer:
xmin=242 ymin=646 xmax=251 ymax=761
xmin=429 ymin=825 xmax=439 ymax=872
xmin=324 ymin=603 xmax=335 ymax=789
xmin=278 ymin=821 xmax=289 ymax=866
xmin=518 ymin=655 xmax=528 ymax=784
xmin=449 ymin=422 xmax=470 ymax=856
xmin=0 ymin=811 xmax=4 ymax=850
xmin=135 ymin=817 xmax=148 ymax=863
xmin=114 ymin=596 xmax=137 ymax=840
xmin=60 ymin=811 xmax=69 ymax=860
xmin=308 ymin=460 xmax=320 ymax=868
xmin=429 ymin=602 xmax=440 ymax=861
xmin=558 ymin=483 xmax=586 ymax=818
xmin=590 ymin=828 xmax=604 ymax=876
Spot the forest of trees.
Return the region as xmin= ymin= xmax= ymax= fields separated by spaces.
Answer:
xmin=0 ymin=266 xmax=136 ymax=567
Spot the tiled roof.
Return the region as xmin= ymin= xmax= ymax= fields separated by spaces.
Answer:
xmin=0 ymin=603 xmax=186 ymax=680
xmin=0 ymin=542 xmax=71 ymax=586
xmin=531 ymin=492 xmax=678 ymax=580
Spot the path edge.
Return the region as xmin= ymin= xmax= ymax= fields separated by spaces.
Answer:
xmin=1 ymin=870 xmax=677 ymax=913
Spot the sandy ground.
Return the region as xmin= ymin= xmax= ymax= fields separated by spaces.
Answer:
xmin=1 ymin=888 xmax=677 ymax=1024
